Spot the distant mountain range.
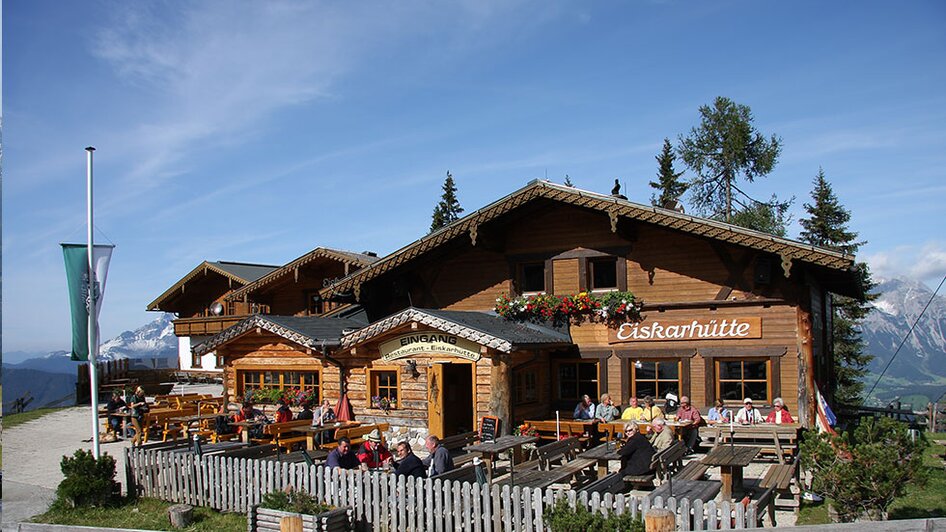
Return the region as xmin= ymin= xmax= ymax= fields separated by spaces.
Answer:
xmin=861 ymin=276 xmax=946 ymax=407
xmin=2 ymin=313 xmax=177 ymax=412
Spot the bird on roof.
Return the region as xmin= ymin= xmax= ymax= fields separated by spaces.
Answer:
xmin=612 ymin=178 xmax=621 ymax=196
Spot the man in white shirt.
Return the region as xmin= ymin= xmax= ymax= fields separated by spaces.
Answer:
xmin=735 ymin=397 xmax=763 ymax=424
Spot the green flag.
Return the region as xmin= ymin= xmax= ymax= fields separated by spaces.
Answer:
xmin=62 ymin=243 xmax=114 ymax=361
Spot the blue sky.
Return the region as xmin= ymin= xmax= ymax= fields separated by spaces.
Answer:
xmin=4 ymin=1 xmax=946 ymax=357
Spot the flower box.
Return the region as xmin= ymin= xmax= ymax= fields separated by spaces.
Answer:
xmin=250 ymin=505 xmax=352 ymax=532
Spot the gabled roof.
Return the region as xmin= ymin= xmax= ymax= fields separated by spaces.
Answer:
xmin=226 ymin=247 xmax=379 ymax=302
xmin=147 ymin=261 xmax=280 ymax=311
xmin=341 ymin=307 xmax=572 ymax=353
xmin=321 ymin=180 xmax=856 ymax=298
xmin=192 ymin=314 xmax=369 ymax=356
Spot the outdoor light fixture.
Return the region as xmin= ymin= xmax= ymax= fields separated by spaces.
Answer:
xmin=406 ymin=360 xmax=420 ymax=378
xmin=634 ymin=360 xmax=642 ymax=369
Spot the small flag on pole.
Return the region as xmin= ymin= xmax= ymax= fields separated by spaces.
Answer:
xmin=815 ymin=384 xmax=838 ymax=435
xmin=62 ymin=243 xmax=114 ymax=361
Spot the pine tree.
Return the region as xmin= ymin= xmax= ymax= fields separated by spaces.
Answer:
xmin=649 ymin=138 xmax=687 ymax=207
xmin=678 ymin=97 xmax=782 ymax=222
xmin=563 ymin=174 xmax=574 ymax=187
xmin=729 ymin=194 xmax=792 ymax=236
xmin=799 ymin=168 xmax=876 ymax=405
xmin=430 ymin=171 xmax=464 ymax=232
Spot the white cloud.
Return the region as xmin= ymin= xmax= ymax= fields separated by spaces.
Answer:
xmin=866 ymin=241 xmax=946 ymax=286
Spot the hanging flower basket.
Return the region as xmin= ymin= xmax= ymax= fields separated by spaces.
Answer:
xmin=494 ymin=291 xmax=643 ymax=324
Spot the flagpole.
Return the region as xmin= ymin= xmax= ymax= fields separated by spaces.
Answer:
xmin=87 ymin=146 xmax=101 ymax=459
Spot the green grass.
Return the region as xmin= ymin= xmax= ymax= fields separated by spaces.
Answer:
xmin=4 ymin=407 xmax=63 ymax=429
xmin=798 ymin=433 xmax=946 ymax=524
xmin=32 ymin=497 xmax=246 ymax=531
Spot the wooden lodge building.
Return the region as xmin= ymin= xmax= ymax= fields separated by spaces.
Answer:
xmin=150 ymin=180 xmax=861 ymax=437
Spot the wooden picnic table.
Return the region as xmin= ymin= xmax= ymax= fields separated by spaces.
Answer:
xmin=701 ymin=445 xmax=761 ymax=500
xmin=700 ymin=423 xmax=800 ymax=464
xmin=579 ymin=442 xmax=622 ymax=478
xmin=169 ymin=413 xmax=221 ymax=438
xmin=651 ymin=478 xmax=721 ymax=504
xmin=296 ymin=422 xmax=361 ymax=450
xmin=464 ymin=435 xmax=539 ymax=483
xmin=230 ymin=420 xmax=267 ymax=443
xmin=512 ymin=468 xmax=574 ymax=489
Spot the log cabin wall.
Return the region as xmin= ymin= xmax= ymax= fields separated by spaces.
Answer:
xmin=219 ymin=333 xmax=335 ymax=406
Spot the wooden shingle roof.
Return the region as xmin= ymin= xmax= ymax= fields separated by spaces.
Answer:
xmin=147 ymin=261 xmax=279 ymax=311
xmin=226 ymin=247 xmax=379 ymax=302
xmin=321 ymin=180 xmax=856 ymax=299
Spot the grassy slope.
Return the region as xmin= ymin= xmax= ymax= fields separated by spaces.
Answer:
xmin=4 ymin=407 xmax=64 ymax=429
xmin=797 ymin=433 xmax=946 ymax=524
xmin=33 ymin=498 xmax=246 ymax=531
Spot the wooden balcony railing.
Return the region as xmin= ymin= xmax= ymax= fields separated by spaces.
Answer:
xmin=173 ymin=315 xmax=247 ymax=336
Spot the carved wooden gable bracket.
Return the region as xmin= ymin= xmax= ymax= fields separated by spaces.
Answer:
xmin=780 ymin=253 xmax=793 ymax=278
xmin=469 ymin=223 xmax=478 ymax=246
xmin=609 ymin=210 xmax=619 ymax=233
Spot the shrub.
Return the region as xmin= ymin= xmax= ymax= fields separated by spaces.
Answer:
xmin=55 ymin=450 xmax=120 ymax=508
xmin=260 ymin=488 xmax=332 ymax=515
xmin=801 ymin=416 xmax=928 ymax=521
xmin=543 ymin=499 xmax=644 ymax=532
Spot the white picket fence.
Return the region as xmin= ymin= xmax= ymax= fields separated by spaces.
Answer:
xmin=124 ymin=446 xmax=767 ymax=530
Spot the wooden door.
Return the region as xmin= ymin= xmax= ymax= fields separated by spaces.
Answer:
xmin=427 ymin=362 xmax=445 ymax=438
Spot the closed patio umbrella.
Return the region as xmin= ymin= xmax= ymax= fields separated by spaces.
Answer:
xmin=335 ymin=393 xmax=355 ymax=422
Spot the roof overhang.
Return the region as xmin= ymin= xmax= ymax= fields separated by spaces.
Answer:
xmin=193 ymin=314 xmax=348 ymax=356
xmin=341 ymin=307 xmax=572 ymax=354
xmin=320 ymin=180 xmax=857 ymax=300
xmin=148 ymin=261 xmax=250 ymax=312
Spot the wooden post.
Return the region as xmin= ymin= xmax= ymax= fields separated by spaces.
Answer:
xmin=644 ymin=508 xmax=675 ymax=532
xmin=168 ymin=504 xmax=194 ymax=528
xmin=489 ymin=353 xmax=511 ymax=435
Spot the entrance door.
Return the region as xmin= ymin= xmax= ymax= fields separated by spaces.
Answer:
xmin=427 ymin=362 xmax=474 ymax=438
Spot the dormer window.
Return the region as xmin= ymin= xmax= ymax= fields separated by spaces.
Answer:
xmin=519 ymin=262 xmax=546 ymax=293
xmin=589 ymin=257 xmax=618 ymax=291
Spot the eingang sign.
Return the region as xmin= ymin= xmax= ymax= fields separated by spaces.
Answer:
xmin=379 ymin=333 xmax=482 ymax=361
xmin=609 ymin=317 xmax=761 ymax=343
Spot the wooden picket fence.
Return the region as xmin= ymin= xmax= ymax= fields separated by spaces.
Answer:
xmin=124 ymin=446 xmax=768 ymax=530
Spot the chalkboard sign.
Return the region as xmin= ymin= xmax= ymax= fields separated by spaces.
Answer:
xmin=479 ymin=416 xmax=500 ymax=443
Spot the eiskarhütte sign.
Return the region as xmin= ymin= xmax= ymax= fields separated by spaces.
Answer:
xmin=609 ymin=317 xmax=761 ymax=343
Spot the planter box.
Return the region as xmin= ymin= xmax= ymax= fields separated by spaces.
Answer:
xmin=249 ymin=505 xmax=352 ymax=532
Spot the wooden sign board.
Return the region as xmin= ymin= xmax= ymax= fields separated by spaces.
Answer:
xmin=479 ymin=416 xmax=500 ymax=443
xmin=609 ymin=317 xmax=762 ymax=343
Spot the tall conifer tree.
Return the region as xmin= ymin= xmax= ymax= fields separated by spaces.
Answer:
xmin=649 ymin=138 xmax=687 ymax=207
xmin=430 ymin=171 xmax=464 ymax=232
xmin=799 ymin=168 xmax=876 ymax=405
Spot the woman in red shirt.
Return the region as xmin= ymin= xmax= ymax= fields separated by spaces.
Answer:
xmin=765 ymin=397 xmax=795 ymax=424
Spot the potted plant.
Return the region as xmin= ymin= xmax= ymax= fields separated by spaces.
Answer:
xmin=250 ymin=487 xmax=351 ymax=532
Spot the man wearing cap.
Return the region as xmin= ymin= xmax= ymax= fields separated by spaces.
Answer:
xmin=356 ymin=429 xmax=392 ymax=470
xmin=735 ymin=397 xmax=764 ymax=424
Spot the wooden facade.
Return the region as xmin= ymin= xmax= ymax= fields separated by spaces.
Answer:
xmin=185 ymin=180 xmax=858 ymax=436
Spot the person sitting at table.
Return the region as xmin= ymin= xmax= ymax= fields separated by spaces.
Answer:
xmin=105 ymin=391 xmax=127 ymax=437
xmin=313 ymin=398 xmax=336 ymax=425
xmin=618 ymin=421 xmax=656 ymax=476
xmin=128 ymin=386 xmax=150 ymax=447
xmin=765 ymin=397 xmax=795 ymax=424
xmin=233 ymin=401 xmax=267 ymax=438
xmin=326 ymin=436 xmax=360 ymax=470
xmin=274 ymin=399 xmax=293 ymax=424
xmin=594 ymin=393 xmax=620 ymax=422
xmin=393 ymin=441 xmax=426 ymax=478
xmin=647 ymin=417 xmax=673 ymax=451
xmin=356 ymin=429 xmax=393 ymax=470
xmin=573 ymin=394 xmax=595 ymax=420
xmin=706 ymin=399 xmax=731 ymax=424
xmin=640 ymin=396 xmax=663 ymax=422
xmin=295 ymin=401 xmax=314 ymax=421
xmin=422 ymin=435 xmax=455 ymax=476
xmin=674 ymin=395 xmax=703 ymax=453
xmin=735 ymin=397 xmax=764 ymax=424
xmin=621 ymin=397 xmax=644 ymax=421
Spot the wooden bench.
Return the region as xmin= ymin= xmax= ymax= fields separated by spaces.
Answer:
xmin=623 ymin=441 xmax=687 ymax=488
xmin=430 ymin=464 xmax=480 ymax=483
xmin=144 ymin=407 xmax=198 ymax=443
xmin=760 ymin=456 xmax=799 ymax=508
xmin=441 ymin=431 xmax=478 ymax=452
xmin=218 ymin=443 xmax=279 ymax=460
xmin=675 ymin=460 xmax=709 ymax=481
xmin=263 ymin=419 xmax=315 ymax=453
xmin=536 ymin=437 xmax=581 ymax=470
xmin=747 ymin=486 xmax=777 ymax=527
xmin=579 ymin=471 xmax=625 ymax=495
xmin=523 ymin=420 xmax=593 ymax=444
xmin=322 ymin=423 xmax=390 ymax=450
